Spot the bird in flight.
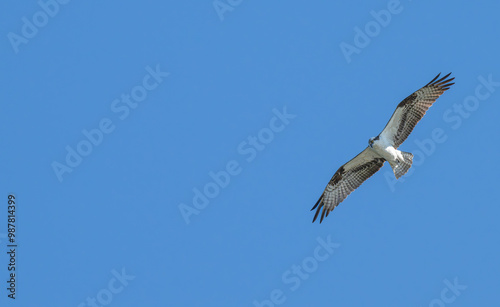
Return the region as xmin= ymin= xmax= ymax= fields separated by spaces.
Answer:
xmin=311 ymin=73 xmax=455 ymax=223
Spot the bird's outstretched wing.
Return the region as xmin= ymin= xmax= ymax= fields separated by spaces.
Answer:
xmin=379 ymin=73 xmax=455 ymax=148
xmin=311 ymin=148 xmax=385 ymax=223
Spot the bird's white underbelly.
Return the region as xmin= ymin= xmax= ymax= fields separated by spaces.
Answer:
xmin=372 ymin=143 xmax=403 ymax=164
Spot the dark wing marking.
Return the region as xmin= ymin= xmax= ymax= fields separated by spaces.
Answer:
xmin=311 ymin=147 xmax=385 ymax=223
xmin=380 ymin=73 xmax=455 ymax=148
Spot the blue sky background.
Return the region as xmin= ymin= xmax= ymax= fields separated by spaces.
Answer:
xmin=1 ymin=1 xmax=499 ymax=306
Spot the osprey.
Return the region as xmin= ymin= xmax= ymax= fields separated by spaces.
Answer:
xmin=312 ymin=73 xmax=455 ymax=223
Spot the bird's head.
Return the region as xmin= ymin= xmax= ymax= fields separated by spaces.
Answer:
xmin=368 ymin=136 xmax=379 ymax=148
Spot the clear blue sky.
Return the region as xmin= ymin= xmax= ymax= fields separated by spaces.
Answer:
xmin=1 ymin=1 xmax=499 ymax=306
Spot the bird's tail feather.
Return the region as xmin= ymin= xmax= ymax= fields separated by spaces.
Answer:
xmin=393 ymin=151 xmax=413 ymax=179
